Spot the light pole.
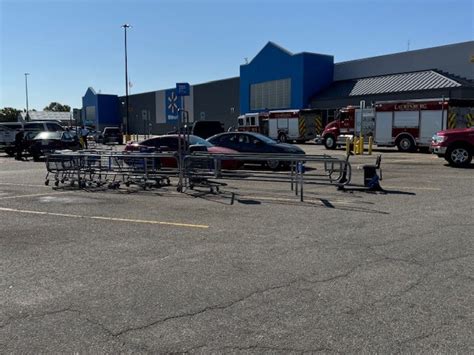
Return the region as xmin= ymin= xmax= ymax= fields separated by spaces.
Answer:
xmin=121 ymin=24 xmax=131 ymax=139
xmin=24 ymin=73 xmax=30 ymax=120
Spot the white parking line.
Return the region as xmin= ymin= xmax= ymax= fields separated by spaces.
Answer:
xmin=0 ymin=182 xmax=48 ymax=188
xmin=0 ymin=207 xmax=209 ymax=229
xmin=0 ymin=192 xmax=65 ymax=200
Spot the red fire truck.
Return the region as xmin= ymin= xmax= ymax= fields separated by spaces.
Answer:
xmin=322 ymin=99 xmax=474 ymax=152
xmin=237 ymin=109 xmax=323 ymax=143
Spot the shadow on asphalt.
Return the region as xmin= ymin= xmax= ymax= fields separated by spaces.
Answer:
xmin=186 ymin=189 xmax=390 ymax=215
xmin=442 ymin=163 xmax=474 ymax=169
xmin=236 ymin=199 xmax=262 ymax=205
xmin=319 ymin=146 xmax=433 ymax=155
xmin=339 ymin=186 xmax=417 ymax=196
xmin=377 ymin=189 xmax=417 ymax=195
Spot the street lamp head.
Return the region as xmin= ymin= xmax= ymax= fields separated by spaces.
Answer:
xmin=24 ymin=72 xmax=30 ymax=76
xmin=121 ymin=24 xmax=131 ymax=28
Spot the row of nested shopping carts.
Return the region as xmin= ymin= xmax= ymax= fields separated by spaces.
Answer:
xmin=44 ymin=150 xmax=178 ymax=190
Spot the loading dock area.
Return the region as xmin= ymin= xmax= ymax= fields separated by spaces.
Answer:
xmin=0 ymin=145 xmax=472 ymax=353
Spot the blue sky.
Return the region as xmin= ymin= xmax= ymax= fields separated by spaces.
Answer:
xmin=1 ymin=0 xmax=472 ymax=110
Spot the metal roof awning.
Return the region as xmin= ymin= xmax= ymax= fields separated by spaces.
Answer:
xmin=314 ymin=70 xmax=471 ymax=101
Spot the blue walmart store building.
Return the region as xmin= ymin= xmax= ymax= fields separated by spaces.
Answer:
xmin=81 ymin=40 xmax=474 ymax=133
xmin=82 ymin=87 xmax=120 ymax=130
xmin=239 ymin=42 xmax=334 ymax=114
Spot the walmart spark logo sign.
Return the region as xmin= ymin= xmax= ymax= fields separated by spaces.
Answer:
xmin=165 ymin=89 xmax=180 ymax=122
xmin=164 ymin=84 xmax=190 ymax=123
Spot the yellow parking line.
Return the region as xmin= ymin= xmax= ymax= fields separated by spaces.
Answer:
xmin=0 ymin=207 xmax=209 ymax=229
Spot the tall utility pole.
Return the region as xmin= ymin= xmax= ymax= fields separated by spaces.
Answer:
xmin=24 ymin=73 xmax=30 ymax=120
xmin=121 ymin=24 xmax=131 ymax=138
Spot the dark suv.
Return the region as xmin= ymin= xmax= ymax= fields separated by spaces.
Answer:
xmin=192 ymin=121 xmax=224 ymax=139
xmin=101 ymin=127 xmax=123 ymax=145
xmin=29 ymin=131 xmax=81 ymax=161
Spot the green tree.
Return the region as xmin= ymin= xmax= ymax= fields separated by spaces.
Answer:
xmin=43 ymin=102 xmax=71 ymax=112
xmin=0 ymin=107 xmax=21 ymax=122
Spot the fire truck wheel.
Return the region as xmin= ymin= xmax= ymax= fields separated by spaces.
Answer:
xmin=446 ymin=145 xmax=472 ymax=167
xmin=324 ymin=135 xmax=337 ymax=149
xmin=396 ymin=135 xmax=415 ymax=152
xmin=278 ymin=133 xmax=287 ymax=143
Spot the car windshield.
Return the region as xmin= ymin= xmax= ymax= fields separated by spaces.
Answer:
xmin=105 ymin=128 xmax=120 ymax=133
xmin=187 ymin=135 xmax=213 ymax=147
xmin=249 ymin=133 xmax=277 ymax=144
xmin=0 ymin=123 xmax=22 ymax=130
xmin=34 ymin=131 xmax=61 ymax=140
xmin=140 ymin=135 xmax=214 ymax=149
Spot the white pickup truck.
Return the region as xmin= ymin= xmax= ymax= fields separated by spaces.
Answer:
xmin=0 ymin=123 xmax=22 ymax=155
xmin=0 ymin=121 xmax=64 ymax=156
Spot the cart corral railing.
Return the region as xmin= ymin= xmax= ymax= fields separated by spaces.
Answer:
xmin=44 ymin=150 xmax=351 ymax=202
xmin=181 ymin=152 xmax=351 ymax=201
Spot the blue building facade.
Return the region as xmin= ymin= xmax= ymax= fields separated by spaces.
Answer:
xmin=82 ymin=87 xmax=120 ymax=130
xmin=239 ymin=42 xmax=334 ymax=114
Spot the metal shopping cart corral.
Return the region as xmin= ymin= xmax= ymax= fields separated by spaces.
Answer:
xmin=181 ymin=152 xmax=352 ymax=201
xmin=119 ymin=151 xmax=178 ymax=189
xmin=178 ymin=153 xmax=227 ymax=193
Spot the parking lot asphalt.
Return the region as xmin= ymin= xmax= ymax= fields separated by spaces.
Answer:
xmin=0 ymin=145 xmax=473 ymax=353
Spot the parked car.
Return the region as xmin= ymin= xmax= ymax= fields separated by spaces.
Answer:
xmin=100 ymin=127 xmax=123 ymax=145
xmin=28 ymin=131 xmax=81 ymax=161
xmin=431 ymin=127 xmax=474 ymax=167
xmin=207 ymin=131 xmax=305 ymax=169
xmin=124 ymin=134 xmax=241 ymax=169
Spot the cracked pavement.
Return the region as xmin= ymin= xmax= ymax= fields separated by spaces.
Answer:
xmin=0 ymin=145 xmax=473 ymax=353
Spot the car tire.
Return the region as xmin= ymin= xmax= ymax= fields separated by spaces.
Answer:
xmin=278 ymin=133 xmax=287 ymax=143
xmin=445 ymin=145 xmax=472 ymax=167
xmin=324 ymin=134 xmax=337 ymax=149
xmin=396 ymin=135 xmax=415 ymax=152
xmin=266 ymin=160 xmax=280 ymax=170
xmin=5 ymin=148 xmax=15 ymax=157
